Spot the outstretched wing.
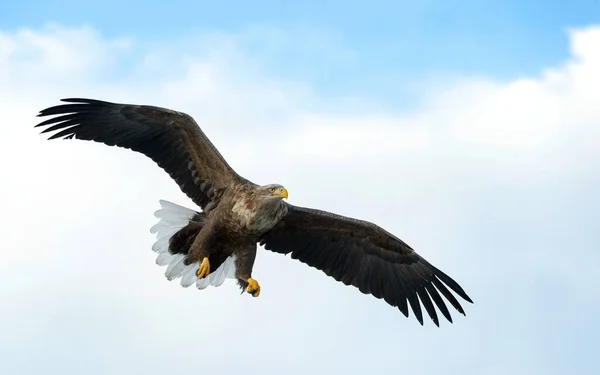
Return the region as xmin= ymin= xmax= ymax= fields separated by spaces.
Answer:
xmin=260 ymin=204 xmax=473 ymax=326
xmin=35 ymin=98 xmax=252 ymax=211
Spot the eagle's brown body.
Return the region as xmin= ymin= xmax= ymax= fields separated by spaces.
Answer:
xmin=35 ymin=98 xmax=474 ymax=326
xmin=175 ymin=183 xmax=289 ymax=291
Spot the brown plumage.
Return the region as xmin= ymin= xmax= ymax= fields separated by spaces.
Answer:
xmin=35 ymin=98 xmax=473 ymax=326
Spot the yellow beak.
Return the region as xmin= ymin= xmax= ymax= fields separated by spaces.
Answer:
xmin=276 ymin=187 xmax=289 ymax=199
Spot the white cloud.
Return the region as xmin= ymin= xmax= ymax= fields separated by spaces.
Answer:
xmin=0 ymin=24 xmax=598 ymax=375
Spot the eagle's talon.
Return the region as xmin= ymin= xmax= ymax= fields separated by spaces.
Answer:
xmin=247 ymin=278 xmax=260 ymax=297
xmin=197 ymin=257 xmax=210 ymax=279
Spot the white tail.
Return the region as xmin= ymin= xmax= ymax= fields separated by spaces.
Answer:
xmin=150 ymin=200 xmax=237 ymax=289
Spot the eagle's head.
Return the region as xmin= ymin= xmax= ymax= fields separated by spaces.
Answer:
xmin=259 ymin=184 xmax=289 ymax=201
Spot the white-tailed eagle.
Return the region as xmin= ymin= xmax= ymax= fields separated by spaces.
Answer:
xmin=35 ymin=98 xmax=473 ymax=326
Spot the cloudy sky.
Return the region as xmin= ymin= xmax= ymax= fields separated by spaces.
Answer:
xmin=1 ymin=1 xmax=599 ymax=374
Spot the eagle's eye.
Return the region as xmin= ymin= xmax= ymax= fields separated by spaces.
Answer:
xmin=269 ymin=188 xmax=276 ymax=193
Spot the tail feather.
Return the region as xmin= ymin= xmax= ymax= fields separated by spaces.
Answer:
xmin=150 ymin=199 xmax=237 ymax=289
xmin=151 ymin=200 xmax=199 ymax=233
xmin=165 ymin=253 xmax=187 ymax=281
xmin=181 ymin=265 xmax=199 ymax=287
xmin=156 ymin=252 xmax=175 ymax=266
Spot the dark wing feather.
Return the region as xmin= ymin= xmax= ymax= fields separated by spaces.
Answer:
xmin=35 ymin=98 xmax=252 ymax=211
xmin=260 ymin=204 xmax=473 ymax=326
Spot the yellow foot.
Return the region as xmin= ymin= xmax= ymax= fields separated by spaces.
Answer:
xmin=247 ymin=278 xmax=260 ymax=297
xmin=197 ymin=257 xmax=210 ymax=279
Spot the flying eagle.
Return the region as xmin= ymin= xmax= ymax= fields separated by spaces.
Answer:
xmin=35 ymin=98 xmax=473 ymax=326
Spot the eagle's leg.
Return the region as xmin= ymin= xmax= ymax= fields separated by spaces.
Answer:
xmin=186 ymin=227 xmax=214 ymax=279
xmin=235 ymin=247 xmax=260 ymax=297
xmin=197 ymin=257 xmax=210 ymax=279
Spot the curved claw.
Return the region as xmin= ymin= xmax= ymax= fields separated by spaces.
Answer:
xmin=197 ymin=257 xmax=210 ymax=279
xmin=247 ymin=278 xmax=260 ymax=297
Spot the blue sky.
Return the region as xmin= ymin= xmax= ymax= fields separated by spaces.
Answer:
xmin=1 ymin=2 xmax=599 ymax=375
xmin=3 ymin=0 xmax=599 ymax=102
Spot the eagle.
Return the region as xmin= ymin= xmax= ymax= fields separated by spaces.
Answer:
xmin=35 ymin=98 xmax=473 ymax=326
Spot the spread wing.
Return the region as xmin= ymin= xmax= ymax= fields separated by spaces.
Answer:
xmin=260 ymin=204 xmax=473 ymax=326
xmin=35 ymin=98 xmax=252 ymax=211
